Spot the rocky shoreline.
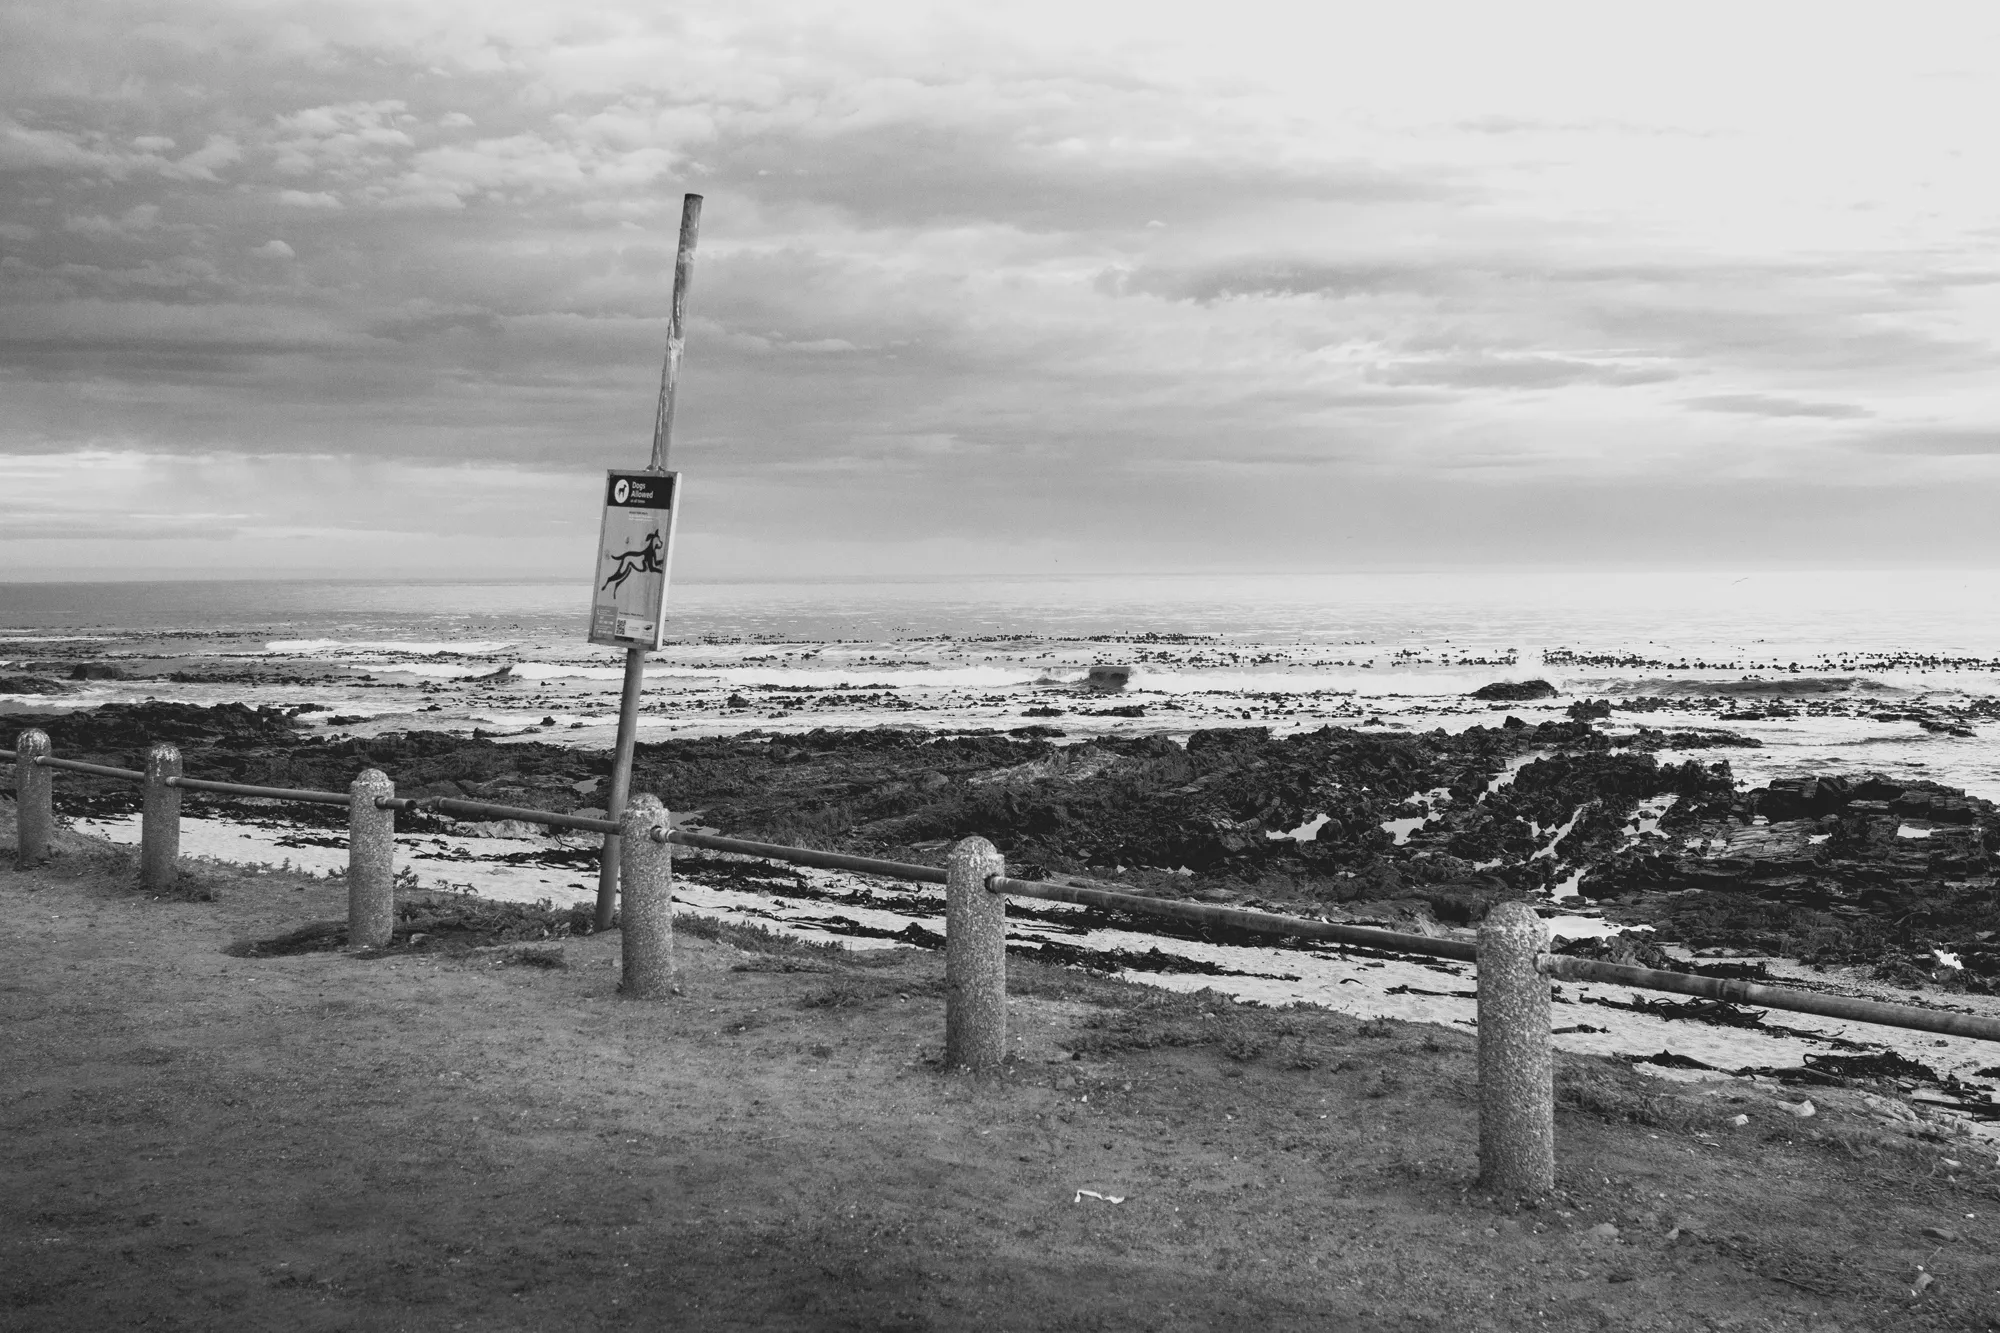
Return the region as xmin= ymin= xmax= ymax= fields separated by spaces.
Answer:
xmin=9 ymin=693 xmax=2000 ymax=998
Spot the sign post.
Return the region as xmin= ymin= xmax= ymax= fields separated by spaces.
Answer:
xmin=589 ymin=471 xmax=680 ymax=650
xmin=594 ymin=192 xmax=701 ymax=932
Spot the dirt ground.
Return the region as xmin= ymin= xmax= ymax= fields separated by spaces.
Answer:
xmin=6 ymin=833 xmax=2000 ymax=1330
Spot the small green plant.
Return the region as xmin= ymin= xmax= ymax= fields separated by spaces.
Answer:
xmin=1220 ymin=1032 xmax=1270 ymax=1062
xmin=1364 ymin=1068 xmax=1404 ymax=1098
xmin=675 ymin=912 xmax=846 ymax=958
xmin=800 ymin=979 xmax=866 ymax=1009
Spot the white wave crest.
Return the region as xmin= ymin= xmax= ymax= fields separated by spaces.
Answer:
xmin=263 ymin=639 xmax=518 ymax=656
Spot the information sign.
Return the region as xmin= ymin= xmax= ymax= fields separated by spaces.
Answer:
xmin=588 ymin=470 xmax=680 ymax=650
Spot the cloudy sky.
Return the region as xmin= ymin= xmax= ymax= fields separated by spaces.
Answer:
xmin=4 ymin=1 xmax=1999 ymax=580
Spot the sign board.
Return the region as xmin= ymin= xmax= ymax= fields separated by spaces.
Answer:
xmin=588 ymin=470 xmax=680 ymax=650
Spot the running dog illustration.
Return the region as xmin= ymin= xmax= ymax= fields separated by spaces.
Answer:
xmin=601 ymin=530 xmax=664 ymax=595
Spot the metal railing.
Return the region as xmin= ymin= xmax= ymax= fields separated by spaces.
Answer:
xmin=9 ymin=728 xmax=1999 ymax=1193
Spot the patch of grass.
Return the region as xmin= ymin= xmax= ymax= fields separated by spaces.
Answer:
xmin=397 ymin=893 xmax=590 ymax=948
xmin=1065 ymin=986 xmax=1294 ymax=1058
xmin=155 ymin=861 xmax=221 ymax=903
xmin=731 ymin=956 xmax=839 ymax=975
xmin=500 ymin=945 xmax=566 ymax=969
xmin=226 ymin=893 xmax=592 ymax=958
xmin=1005 ymin=954 xmax=1128 ymax=1003
xmin=796 ymin=974 xmax=944 ymax=1010
xmin=225 ymin=920 xmax=345 ymax=958
xmin=799 ymin=979 xmax=868 ymax=1009
xmin=1364 ymin=1068 xmax=1404 ymax=1098
xmin=1220 ymin=1032 xmax=1270 ymax=1062
xmin=1054 ymin=980 xmax=1368 ymax=1070
xmin=675 ymin=912 xmax=850 ymax=959
xmin=1554 ymin=1060 xmax=1716 ymax=1134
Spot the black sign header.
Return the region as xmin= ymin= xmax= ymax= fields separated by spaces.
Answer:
xmin=605 ymin=472 xmax=676 ymax=510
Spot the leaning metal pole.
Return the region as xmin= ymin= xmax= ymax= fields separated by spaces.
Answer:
xmin=594 ymin=191 xmax=703 ymax=933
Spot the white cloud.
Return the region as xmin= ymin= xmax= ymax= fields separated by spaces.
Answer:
xmin=157 ymin=134 xmax=242 ymax=181
xmin=63 ymin=204 xmax=162 ymax=238
xmin=251 ymin=238 xmax=295 ymax=258
xmin=270 ymin=101 xmax=415 ymax=177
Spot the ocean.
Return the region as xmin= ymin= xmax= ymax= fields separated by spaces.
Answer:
xmin=9 ymin=567 xmax=2000 ymax=797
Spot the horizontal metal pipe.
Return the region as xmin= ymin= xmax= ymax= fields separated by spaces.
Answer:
xmin=425 ymin=796 xmax=621 ymax=835
xmin=663 ymin=829 xmax=950 ymax=884
xmin=0 ymin=748 xmax=15 ymax=761
xmin=165 ymin=775 xmax=352 ymax=806
xmin=989 ymin=874 xmax=1481 ymax=962
xmin=1540 ymin=954 xmax=2000 ymax=1043
xmin=35 ymin=757 xmax=145 ymax=781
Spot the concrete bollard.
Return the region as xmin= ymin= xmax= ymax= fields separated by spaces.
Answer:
xmin=619 ymin=794 xmax=675 ymax=998
xmin=944 ymin=836 xmax=1007 ymax=1074
xmin=1477 ymin=900 xmax=1555 ymax=1195
xmin=348 ymin=770 xmax=396 ymax=948
xmin=15 ymin=729 xmax=52 ymax=867
xmin=140 ymin=743 xmax=182 ymax=893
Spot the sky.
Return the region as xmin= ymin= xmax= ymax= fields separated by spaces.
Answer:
xmin=4 ymin=0 xmax=2000 ymax=581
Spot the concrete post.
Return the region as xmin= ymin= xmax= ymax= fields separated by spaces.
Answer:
xmin=140 ymin=743 xmax=181 ymax=893
xmin=619 ymin=794 xmax=675 ymax=998
xmin=15 ymin=729 xmax=52 ymax=867
xmin=348 ymin=769 xmax=396 ymax=948
xmin=1477 ymin=901 xmax=1555 ymax=1195
xmin=945 ymin=836 xmax=1007 ymax=1074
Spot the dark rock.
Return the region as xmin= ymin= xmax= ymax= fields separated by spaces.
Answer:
xmin=68 ymin=663 xmax=132 ymax=681
xmin=5 ymin=701 xmax=301 ymax=753
xmin=0 ymin=674 xmax=71 ymax=695
xmin=1471 ymin=679 xmax=1559 ymax=701
xmin=1185 ymin=727 xmax=1271 ymax=754
xmin=1083 ymin=666 xmax=1133 ymax=692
